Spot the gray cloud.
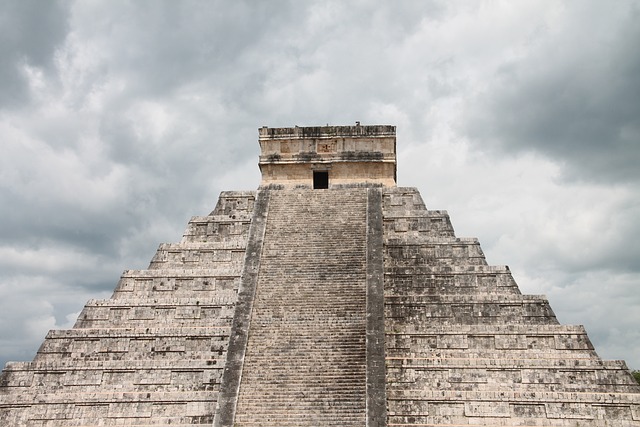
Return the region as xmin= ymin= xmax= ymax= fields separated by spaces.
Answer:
xmin=463 ymin=2 xmax=640 ymax=184
xmin=0 ymin=0 xmax=638 ymax=372
xmin=0 ymin=0 xmax=69 ymax=107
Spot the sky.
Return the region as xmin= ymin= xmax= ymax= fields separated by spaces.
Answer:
xmin=0 ymin=1 xmax=639 ymax=370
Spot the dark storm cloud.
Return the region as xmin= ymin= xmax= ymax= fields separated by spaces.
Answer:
xmin=0 ymin=0 xmax=449 ymax=369
xmin=464 ymin=2 xmax=640 ymax=183
xmin=0 ymin=0 xmax=69 ymax=107
xmin=0 ymin=0 xmax=638 ymax=371
xmin=68 ymin=1 xmax=301 ymax=101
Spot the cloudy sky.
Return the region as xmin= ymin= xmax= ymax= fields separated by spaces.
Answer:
xmin=1 ymin=1 xmax=639 ymax=370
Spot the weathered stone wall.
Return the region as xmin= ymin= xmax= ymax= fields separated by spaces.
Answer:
xmin=258 ymin=124 xmax=397 ymax=188
xmin=383 ymin=187 xmax=640 ymax=426
xmin=2 ymin=124 xmax=639 ymax=426
xmin=259 ymin=161 xmax=396 ymax=188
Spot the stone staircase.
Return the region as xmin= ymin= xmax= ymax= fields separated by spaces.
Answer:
xmin=0 ymin=191 xmax=257 ymax=426
xmin=233 ymin=189 xmax=369 ymax=426
xmin=383 ymin=187 xmax=640 ymax=426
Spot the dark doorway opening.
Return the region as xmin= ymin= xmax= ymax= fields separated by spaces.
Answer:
xmin=313 ymin=171 xmax=329 ymax=189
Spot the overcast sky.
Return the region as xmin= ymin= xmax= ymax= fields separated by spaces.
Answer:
xmin=1 ymin=1 xmax=639 ymax=370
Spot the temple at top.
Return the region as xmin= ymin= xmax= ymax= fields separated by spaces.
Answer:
xmin=258 ymin=124 xmax=397 ymax=188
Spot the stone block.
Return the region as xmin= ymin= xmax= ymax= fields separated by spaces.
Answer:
xmin=64 ymin=370 xmax=102 ymax=386
xmin=512 ymin=403 xmax=546 ymax=418
xmin=437 ymin=334 xmax=468 ymax=349
xmin=464 ymin=401 xmax=510 ymax=417
xmin=449 ymin=368 xmax=488 ymax=384
xmin=108 ymin=402 xmax=152 ymax=418
xmin=545 ymin=402 xmax=594 ymax=419
xmin=495 ymin=334 xmax=528 ymax=349
xmin=135 ymin=369 xmax=171 ymax=385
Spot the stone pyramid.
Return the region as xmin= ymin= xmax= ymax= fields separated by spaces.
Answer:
xmin=1 ymin=125 xmax=639 ymax=426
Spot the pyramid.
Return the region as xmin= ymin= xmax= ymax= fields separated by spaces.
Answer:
xmin=1 ymin=124 xmax=639 ymax=426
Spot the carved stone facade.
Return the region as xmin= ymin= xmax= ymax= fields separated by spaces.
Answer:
xmin=1 ymin=125 xmax=639 ymax=426
xmin=258 ymin=124 xmax=397 ymax=188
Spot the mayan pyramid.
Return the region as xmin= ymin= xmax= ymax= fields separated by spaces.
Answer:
xmin=1 ymin=124 xmax=639 ymax=426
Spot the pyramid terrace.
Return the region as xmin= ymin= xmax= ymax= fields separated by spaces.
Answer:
xmin=1 ymin=124 xmax=639 ymax=426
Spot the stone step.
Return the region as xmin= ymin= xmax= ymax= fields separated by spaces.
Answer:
xmin=234 ymin=422 xmax=364 ymax=427
xmin=41 ymin=326 xmax=231 ymax=339
xmin=232 ymin=189 xmax=369 ymax=425
xmin=240 ymin=351 xmax=365 ymax=359
xmin=386 ymin=350 xmax=601 ymax=362
xmin=387 ymin=294 xmax=549 ymax=303
xmin=238 ymin=371 xmax=365 ymax=378
xmin=388 ymin=369 xmax=639 ymax=392
xmin=3 ymin=337 xmax=230 ymax=392
xmin=237 ymin=389 xmax=365 ymax=397
xmin=154 ymin=241 xmax=247 ymax=250
xmin=74 ymin=298 xmax=236 ymax=328
xmin=386 ymin=264 xmax=514 ymax=274
xmin=388 ymin=381 xmax=639 ymax=395
xmin=385 ymin=250 xmax=488 ymax=266
xmin=385 ymin=294 xmax=558 ymax=325
xmin=241 ymin=363 xmax=365 ymax=371
xmin=111 ymin=269 xmax=241 ymax=299
xmin=0 ymin=389 xmax=216 ymax=405
xmin=235 ymin=409 xmax=366 ymax=416
xmin=117 ymin=268 xmax=241 ymax=278
xmin=32 ymin=327 xmax=230 ymax=364
xmin=85 ymin=296 xmax=235 ymax=306
xmin=235 ymin=419 xmax=364 ymax=427
xmin=386 ymin=324 xmax=599 ymax=361
xmin=182 ymin=220 xmax=250 ymax=240
xmin=386 ymin=356 xmax=640 ymax=395
xmin=386 ymin=356 xmax=632 ymax=370
xmin=383 ymin=209 xmax=451 ymax=219
xmin=0 ymin=415 xmax=214 ymax=427
xmin=209 ymin=191 xmax=256 ymax=216
xmin=386 ymin=388 xmax=640 ymax=404
xmin=240 ymin=347 xmax=366 ymax=357
xmin=148 ymin=243 xmax=246 ymax=269
xmin=234 ymin=410 xmax=365 ymax=419
xmin=386 ymin=315 xmax=558 ymax=326
xmin=0 ymin=370 xmax=222 ymax=393
xmin=2 ymin=359 xmax=224 ymax=372
xmin=383 ymin=188 xmax=428 ymax=211
xmin=389 ymin=323 xmax=590 ymax=335
xmin=383 ymin=212 xmax=455 ymax=239
xmin=387 ymin=411 xmax=639 ymax=427
xmin=180 ymin=214 xmax=251 ymax=243
xmin=385 ymin=274 xmax=521 ymax=296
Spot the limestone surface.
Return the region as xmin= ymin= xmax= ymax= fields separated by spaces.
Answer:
xmin=1 ymin=125 xmax=639 ymax=426
xmin=382 ymin=187 xmax=640 ymax=426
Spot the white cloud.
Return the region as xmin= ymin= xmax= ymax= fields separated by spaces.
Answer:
xmin=401 ymin=135 xmax=640 ymax=368
xmin=0 ymin=0 xmax=638 ymax=372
